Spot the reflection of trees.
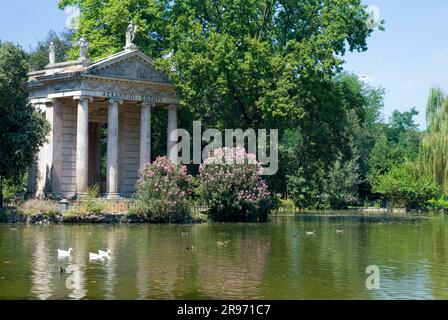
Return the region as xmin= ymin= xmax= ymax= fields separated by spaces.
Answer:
xmin=31 ymin=229 xmax=53 ymax=299
xmin=2 ymin=214 xmax=448 ymax=300
xmin=196 ymin=225 xmax=270 ymax=299
xmin=134 ymin=225 xmax=199 ymax=299
xmin=68 ymin=226 xmax=87 ymax=300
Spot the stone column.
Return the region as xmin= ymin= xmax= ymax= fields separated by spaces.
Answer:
xmin=74 ymin=96 xmax=92 ymax=196
xmin=167 ymin=104 xmax=178 ymax=163
xmin=52 ymin=99 xmax=63 ymax=196
xmin=106 ymin=99 xmax=122 ymax=199
xmin=140 ymin=102 xmax=153 ymax=169
xmin=35 ymin=100 xmax=55 ymax=197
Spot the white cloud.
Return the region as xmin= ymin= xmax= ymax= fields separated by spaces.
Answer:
xmin=366 ymin=5 xmax=381 ymax=28
xmin=65 ymin=6 xmax=80 ymax=30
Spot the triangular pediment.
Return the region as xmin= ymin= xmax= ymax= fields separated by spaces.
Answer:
xmin=85 ymin=50 xmax=171 ymax=84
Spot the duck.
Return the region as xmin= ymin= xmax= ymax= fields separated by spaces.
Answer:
xmin=217 ymin=240 xmax=229 ymax=247
xmin=89 ymin=252 xmax=105 ymax=261
xmin=98 ymin=249 xmax=112 ymax=258
xmin=305 ymin=231 xmax=316 ymax=236
xmin=57 ymin=248 xmax=73 ymax=258
xmin=185 ymin=245 xmax=195 ymax=251
xmin=336 ymin=229 xmax=344 ymax=234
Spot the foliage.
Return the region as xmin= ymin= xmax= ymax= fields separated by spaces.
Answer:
xmin=2 ymin=175 xmax=27 ymax=204
xmin=59 ymin=0 xmax=379 ymax=127
xmin=417 ymin=86 xmax=448 ymax=194
xmin=267 ymin=73 xmax=385 ymax=208
xmin=129 ymin=156 xmax=192 ymax=222
xmin=0 ymin=42 xmax=50 ymax=208
xmin=57 ymin=1 xmax=384 ymax=209
xmin=372 ymin=163 xmax=440 ymax=209
xmin=367 ymin=107 xmax=421 ymax=195
xmin=277 ymin=198 xmax=297 ymax=212
xmin=198 ymin=148 xmax=274 ymax=221
xmin=87 ymin=184 xmax=101 ymax=198
xmin=425 ymin=197 xmax=448 ymax=210
xmin=288 ymin=153 xmax=361 ymax=209
xmin=18 ymin=199 xmax=60 ymax=217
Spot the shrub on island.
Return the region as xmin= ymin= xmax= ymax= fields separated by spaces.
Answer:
xmin=128 ymin=156 xmax=193 ymax=223
xmin=198 ymin=148 xmax=274 ymax=222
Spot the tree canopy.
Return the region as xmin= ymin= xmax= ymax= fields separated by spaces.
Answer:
xmin=0 ymin=41 xmax=50 ymax=207
xmin=59 ymin=0 xmax=380 ymax=127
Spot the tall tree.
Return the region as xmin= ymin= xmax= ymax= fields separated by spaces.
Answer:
xmin=0 ymin=41 xmax=50 ymax=208
xmin=418 ymin=86 xmax=448 ymax=194
xmin=58 ymin=0 xmax=380 ymax=128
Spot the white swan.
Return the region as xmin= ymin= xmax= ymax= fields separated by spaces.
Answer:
xmin=98 ymin=249 xmax=112 ymax=258
xmin=306 ymin=231 xmax=316 ymax=236
xmin=57 ymin=248 xmax=73 ymax=258
xmin=89 ymin=252 xmax=105 ymax=261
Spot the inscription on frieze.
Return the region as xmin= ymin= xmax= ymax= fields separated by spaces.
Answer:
xmin=103 ymin=91 xmax=161 ymax=102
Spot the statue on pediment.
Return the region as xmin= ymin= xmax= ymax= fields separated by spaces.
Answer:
xmin=75 ymin=36 xmax=89 ymax=61
xmin=49 ymin=41 xmax=56 ymax=65
xmin=125 ymin=22 xmax=138 ymax=50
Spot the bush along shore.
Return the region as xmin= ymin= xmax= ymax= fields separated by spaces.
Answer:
xmin=0 ymin=206 xmax=208 ymax=224
xmin=2 ymin=152 xmax=447 ymax=225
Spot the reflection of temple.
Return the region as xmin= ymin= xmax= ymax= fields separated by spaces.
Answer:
xmin=27 ymin=28 xmax=179 ymax=198
xmin=31 ymin=232 xmax=53 ymax=300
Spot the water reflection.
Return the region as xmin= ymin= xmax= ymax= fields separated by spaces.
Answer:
xmin=31 ymin=230 xmax=53 ymax=300
xmin=0 ymin=213 xmax=448 ymax=299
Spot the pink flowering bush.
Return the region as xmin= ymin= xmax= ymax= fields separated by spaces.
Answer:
xmin=129 ymin=156 xmax=192 ymax=223
xmin=199 ymin=148 xmax=274 ymax=222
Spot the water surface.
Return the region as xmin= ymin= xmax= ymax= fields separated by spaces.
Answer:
xmin=0 ymin=212 xmax=447 ymax=299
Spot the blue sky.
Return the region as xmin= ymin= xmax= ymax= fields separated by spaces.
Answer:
xmin=1 ymin=1 xmax=447 ymax=129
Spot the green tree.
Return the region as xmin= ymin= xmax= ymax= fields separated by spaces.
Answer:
xmin=417 ymin=86 xmax=448 ymax=194
xmin=59 ymin=0 xmax=380 ymax=127
xmin=367 ymin=107 xmax=421 ymax=196
xmin=58 ymin=0 xmax=383 ymax=207
xmin=0 ymin=41 xmax=50 ymax=208
xmin=372 ymin=163 xmax=439 ymax=209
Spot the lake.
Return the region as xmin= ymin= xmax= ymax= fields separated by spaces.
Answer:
xmin=0 ymin=213 xmax=447 ymax=300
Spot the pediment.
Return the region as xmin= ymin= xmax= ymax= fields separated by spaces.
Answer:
xmin=85 ymin=50 xmax=171 ymax=84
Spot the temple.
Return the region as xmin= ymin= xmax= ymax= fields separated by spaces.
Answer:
xmin=26 ymin=28 xmax=179 ymax=199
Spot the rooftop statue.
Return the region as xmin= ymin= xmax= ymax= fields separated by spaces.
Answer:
xmin=125 ymin=22 xmax=138 ymax=50
xmin=76 ymin=36 xmax=89 ymax=60
xmin=49 ymin=41 xmax=56 ymax=65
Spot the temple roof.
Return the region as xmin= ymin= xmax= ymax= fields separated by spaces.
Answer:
xmin=28 ymin=48 xmax=172 ymax=86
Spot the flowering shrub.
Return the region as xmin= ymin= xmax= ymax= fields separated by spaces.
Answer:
xmin=199 ymin=148 xmax=274 ymax=222
xmin=129 ymin=156 xmax=192 ymax=223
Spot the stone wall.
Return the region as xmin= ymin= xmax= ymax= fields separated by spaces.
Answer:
xmin=60 ymin=104 xmax=77 ymax=197
xmin=119 ymin=106 xmax=141 ymax=196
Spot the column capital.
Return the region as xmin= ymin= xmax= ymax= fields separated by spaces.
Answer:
xmin=140 ymin=101 xmax=156 ymax=108
xmin=108 ymin=98 xmax=124 ymax=105
xmin=73 ymin=95 xmax=93 ymax=102
xmin=43 ymin=98 xmax=56 ymax=106
xmin=167 ymin=104 xmax=179 ymax=109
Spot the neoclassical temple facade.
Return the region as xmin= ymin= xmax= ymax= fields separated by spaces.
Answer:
xmin=27 ymin=40 xmax=179 ymax=198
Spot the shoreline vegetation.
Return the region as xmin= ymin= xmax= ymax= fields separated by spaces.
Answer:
xmin=2 ymin=3 xmax=448 ymax=216
xmin=1 ymin=199 xmax=446 ymax=225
